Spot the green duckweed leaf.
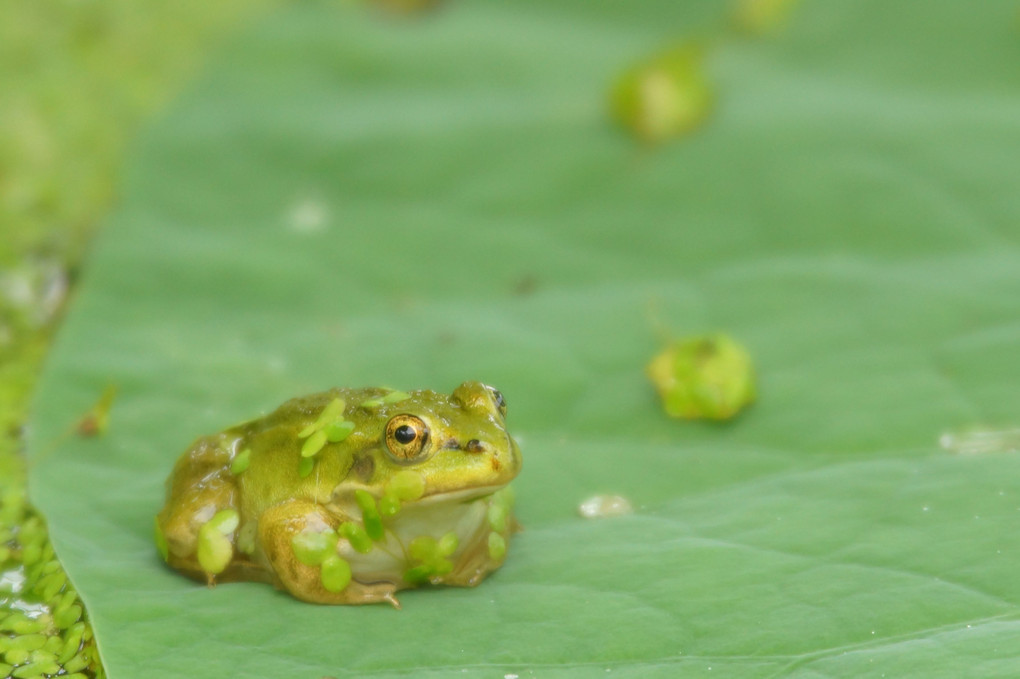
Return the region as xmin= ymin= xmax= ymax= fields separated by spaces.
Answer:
xmin=26 ymin=0 xmax=1020 ymax=677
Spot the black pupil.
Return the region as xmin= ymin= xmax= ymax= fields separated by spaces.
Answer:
xmin=492 ymin=389 xmax=505 ymax=410
xmin=394 ymin=424 xmax=417 ymax=444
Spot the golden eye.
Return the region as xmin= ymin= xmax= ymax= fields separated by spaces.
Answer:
xmin=384 ymin=415 xmax=431 ymax=462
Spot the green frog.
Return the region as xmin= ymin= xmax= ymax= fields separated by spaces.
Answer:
xmin=154 ymin=382 xmax=521 ymax=606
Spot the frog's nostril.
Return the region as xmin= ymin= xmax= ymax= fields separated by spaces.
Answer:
xmin=465 ymin=439 xmax=484 ymax=453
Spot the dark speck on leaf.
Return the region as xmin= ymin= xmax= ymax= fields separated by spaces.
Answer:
xmin=514 ymin=275 xmax=538 ymax=296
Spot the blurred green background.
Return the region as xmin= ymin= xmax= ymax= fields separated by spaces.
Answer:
xmin=1 ymin=2 xmax=279 ymax=676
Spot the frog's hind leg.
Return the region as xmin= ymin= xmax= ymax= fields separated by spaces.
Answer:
xmin=155 ymin=434 xmax=242 ymax=583
xmin=257 ymin=500 xmax=401 ymax=606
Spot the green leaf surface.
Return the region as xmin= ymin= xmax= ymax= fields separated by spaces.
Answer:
xmin=27 ymin=0 xmax=1020 ymax=677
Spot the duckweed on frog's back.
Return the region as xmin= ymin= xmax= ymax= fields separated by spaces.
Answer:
xmin=155 ymin=382 xmax=521 ymax=606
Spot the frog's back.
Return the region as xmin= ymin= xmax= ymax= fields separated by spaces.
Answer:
xmin=230 ymin=387 xmax=390 ymax=516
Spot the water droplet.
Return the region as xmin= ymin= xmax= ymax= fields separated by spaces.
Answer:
xmin=0 ymin=567 xmax=26 ymax=594
xmin=286 ymin=195 xmax=329 ymax=233
xmin=578 ymin=495 xmax=634 ymax=519
xmin=940 ymin=427 xmax=1020 ymax=455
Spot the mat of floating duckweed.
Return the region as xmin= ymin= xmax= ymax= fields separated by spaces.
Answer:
xmin=27 ymin=0 xmax=1020 ymax=676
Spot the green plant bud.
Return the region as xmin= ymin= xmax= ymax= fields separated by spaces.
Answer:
xmin=610 ymin=45 xmax=712 ymax=144
xmin=646 ymin=333 xmax=756 ymax=420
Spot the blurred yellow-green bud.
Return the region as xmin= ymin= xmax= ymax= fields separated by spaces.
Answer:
xmin=731 ymin=0 xmax=801 ymax=35
xmin=610 ymin=45 xmax=713 ymax=144
xmin=368 ymin=0 xmax=442 ymax=16
xmin=647 ymin=333 xmax=756 ymax=420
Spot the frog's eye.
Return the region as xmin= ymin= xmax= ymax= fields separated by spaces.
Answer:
xmin=384 ymin=415 xmax=431 ymax=463
xmin=486 ymin=386 xmax=507 ymax=419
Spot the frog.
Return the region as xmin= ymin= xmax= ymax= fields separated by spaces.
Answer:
xmin=154 ymin=381 xmax=521 ymax=606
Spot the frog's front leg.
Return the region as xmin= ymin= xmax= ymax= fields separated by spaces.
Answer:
xmin=257 ymin=500 xmax=401 ymax=607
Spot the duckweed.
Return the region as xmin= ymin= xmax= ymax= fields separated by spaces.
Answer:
xmin=58 ymin=624 xmax=85 ymax=663
xmin=38 ymin=572 xmax=66 ymax=602
xmin=360 ymin=389 xmax=410 ymax=409
xmin=386 ymin=471 xmax=425 ymax=501
xmin=437 ymin=532 xmax=458 ymax=557
xmin=338 ymin=523 xmax=373 ymax=554
xmin=17 ymin=659 xmax=61 ymax=678
xmin=61 ymin=653 xmax=88 ymax=674
xmin=319 ymin=555 xmax=351 ymax=593
xmin=404 ymin=535 xmax=456 ymax=584
xmin=376 ymin=471 xmax=426 ymax=518
xmin=487 ymin=533 xmax=506 ymax=561
xmin=230 ymin=448 xmax=251 ymax=475
xmin=196 ymin=509 xmax=239 ymax=575
xmin=300 ymin=430 xmax=328 ymax=458
xmin=377 ymin=495 xmax=401 ymax=517
xmin=10 ymin=634 xmax=47 ymax=652
xmin=299 ymin=398 xmax=346 ymax=439
xmin=298 ymin=397 xmax=354 ymax=464
xmin=291 ymin=529 xmax=338 ymax=566
xmin=53 ymin=605 xmax=82 ymax=631
xmin=487 ymin=503 xmax=508 ymax=533
xmin=324 ymin=420 xmax=355 ymax=443
xmin=354 ymin=491 xmax=384 ymax=541
xmin=0 ymin=474 xmax=102 ymax=676
xmin=5 ymin=648 xmax=30 ymax=666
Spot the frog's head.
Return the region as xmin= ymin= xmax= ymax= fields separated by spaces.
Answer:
xmin=359 ymin=381 xmax=521 ymax=505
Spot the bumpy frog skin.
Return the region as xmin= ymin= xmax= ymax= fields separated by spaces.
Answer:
xmin=154 ymin=382 xmax=521 ymax=606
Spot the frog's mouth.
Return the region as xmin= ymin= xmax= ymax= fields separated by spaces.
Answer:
xmin=421 ymin=484 xmax=507 ymax=504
